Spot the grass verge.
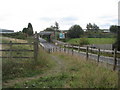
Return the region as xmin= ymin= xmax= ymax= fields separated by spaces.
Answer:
xmin=13 ymin=52 xmax=118 ymax=88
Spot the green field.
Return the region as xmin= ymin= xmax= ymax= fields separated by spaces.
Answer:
xmin=67 ymin=38 xmax=116 ymax=45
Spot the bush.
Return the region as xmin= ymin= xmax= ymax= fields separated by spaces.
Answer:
xmin=79 ymin=38 xmax=89 ymax=45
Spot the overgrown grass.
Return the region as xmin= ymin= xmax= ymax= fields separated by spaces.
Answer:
xmin=13 ymin=52 xmax=118 ymax=88
xmin=53 ymin=52 xmax=118 ymax=88
xmin=67 ymin=38 xmax=115 ymax=45
xmin=2 ymin=37 xmax=55 ymax=82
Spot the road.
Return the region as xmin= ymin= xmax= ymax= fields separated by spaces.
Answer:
xmin=39 ymin=38 xmax=120 ymax=70
xmin=39 ymin=38 xmax=56 ymax=51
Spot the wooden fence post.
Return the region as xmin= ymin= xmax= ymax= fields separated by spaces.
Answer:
xmin=48 ymin=48 xmax=50 ymax=53
xmin=67 ymin=44 xmax=69 ymax=54
xmin=72 ymin=45 xmax=73 ymax=55
xmin=64 ymin=45 xmax=66 ymax=53
xmin=78 ymin=44 xmax=80 ymax=52
xmin=34 ymin=41 xmax=37 ymax=62
xmin=34 ymin=32 xmax=39 ymax=63
xmin=9 ymin=41 xmax=12 ymax=59
xmin=91 ymin=47 xmax=92 ymax=53
xmin=60 ymin=47 xmax=61 ymax=52
xmin=97 ymin=48 xmax=100 ymax=62
xmin=113 ymin=48 xmax=117 ymax=71
xmin=53 ymin=48 xmax=54 ymax=52
xmin=86 ymin=46 xmax=89 ymax=60
xmin=56 ymin=47 xmax=57 ymax=52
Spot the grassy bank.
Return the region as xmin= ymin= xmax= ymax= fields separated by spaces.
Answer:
xmin=13 ymin=52 xmax=118 ymax=88
xmin=67 ymin=38 xmax=115 ymax=45
xmin=2 ymin=37 xmax=55 ymax=82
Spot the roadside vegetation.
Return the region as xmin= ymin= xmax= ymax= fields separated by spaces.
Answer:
xmin=13 ymin=52 xmax=118 ymax=88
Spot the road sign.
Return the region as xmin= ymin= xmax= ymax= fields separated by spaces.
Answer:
xmin=59 ymin=33 xmax=65 ymax=39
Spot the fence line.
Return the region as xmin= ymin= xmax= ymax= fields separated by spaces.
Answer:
xmin=1 ymin=32 xmax=39 ymax=63
xmin=64 ymin=44 xmax=120 ymax=54
xmin=42 ymin=44 xmax=119 ymax=71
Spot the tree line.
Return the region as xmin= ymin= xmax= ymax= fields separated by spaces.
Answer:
xmin=43 ymin=22 xmax=120 ymax=51
xmin=2 ymin=21 xmax=119 ymax=50
xmin=44 ymin=22 xmax=118 ymax=38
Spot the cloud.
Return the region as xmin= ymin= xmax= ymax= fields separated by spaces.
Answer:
xmin=109 ymin=19 xmax=118 ymax=24
xmin=39 ymin=16 xmax=78 ymax=22
xmin=99 ymin=15 xmax=115 ymax=19
xmin=60 ymin=16 xmax=78 ymax=22
xmin=97 ymin=15 xmax=118 ymax=27
xmin=39 ymin=17 xmax=54 ymax=22
xmin=58 ymin=16 xmax=78 ymax=28
xmin=0 ymin=0 xmax=119 ymax=31
xmin=38 ymin=16 xmax=78 ymax=29
xmin=99 ymin=23 xmax=111 ymax=29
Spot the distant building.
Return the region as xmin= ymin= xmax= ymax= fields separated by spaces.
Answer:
xmin=39 ymin=31 xmax=54 ymax=36
xmin=39 ymin=31 xmax=54 ymax=42
xmin=102 ymin=29 xmax=110 ymax=33
xmin=83 ymin=29 xmax=87 ymax=32
xmin=0 ymin=29 xmax=14 ymax=33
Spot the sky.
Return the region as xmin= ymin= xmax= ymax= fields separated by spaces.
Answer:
xmin=0 ymin=0 xmax=119 ymax=32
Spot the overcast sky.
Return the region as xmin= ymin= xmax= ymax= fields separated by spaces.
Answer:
xmin=0 ymin=0 xmax=119 ymax=32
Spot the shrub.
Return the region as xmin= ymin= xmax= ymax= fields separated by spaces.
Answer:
xmin=79 ymin=38 xmax=89 ymax=45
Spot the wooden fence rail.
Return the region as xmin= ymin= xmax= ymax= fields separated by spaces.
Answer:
xmin=0 ymin=43 xmax=34 ymax=45
xmin=42 ymin=44 xmax=119 ymax=71
xmin=1 ymin=32 xmax=39 ymax=63
xmin=64 ymin=44 xmax=120 ymax=54
xmin=0 ymin=41 xmax=35 ymax=59
xmin=0 ymin=49 xmax=34 ymax=51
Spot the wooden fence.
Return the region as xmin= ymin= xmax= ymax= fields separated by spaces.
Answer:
xmin=44 ymin=44 xmax=119 ymax=71
xmin=0 ymin=32 xmax=39 ymax=62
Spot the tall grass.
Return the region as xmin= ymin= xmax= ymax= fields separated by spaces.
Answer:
xmin=2 ymin=37 xmax=54 ymax=82
xmin=13 ymin=52 xmax=118 ymax=88
xmin=53 ymin=52 xmax=118 ymax=88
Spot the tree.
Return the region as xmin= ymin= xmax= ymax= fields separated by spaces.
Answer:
xmin=22 ymin=23 xmax=34 ymax=36
xmin=109 ymin=25 xmax=118 ymax=33
xmin=44 ymin=22 xmax=59 ymax=32
xmin=86 ymin=23 xmax=99 ymax=32
xmin=55 ymin=22 xmax=59 ymax=30
xmin=22 ymin=28 xmax=28 ymax=33
xmin=27 ymin=23 xmax=33 ymax=36
xmin=44 ymin=27 xmax=54 ymax=32
xmin=92 ymin=23 xmax=99 ymax=31
xmin=67 ymin=25 xmax=84 ymax=38
xmin=86 ymin=23 xmax=92 ymax=31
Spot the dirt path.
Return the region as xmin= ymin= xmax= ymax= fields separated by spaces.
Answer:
xmin=3 ymin=54 xmax=66 ymax=88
